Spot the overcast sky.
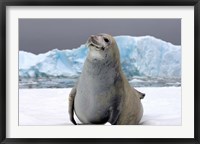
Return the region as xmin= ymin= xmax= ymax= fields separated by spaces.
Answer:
xmin=19 ymin=19 xmax=181 ymax=54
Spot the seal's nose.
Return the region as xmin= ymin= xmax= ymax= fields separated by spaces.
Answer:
xmin=87 ymin=34 xmax=101 ymax=47
xmin=88 ymin=35 xmax=95 ymax=42
xmin=90 ymin=35 xmax=98 ymax=40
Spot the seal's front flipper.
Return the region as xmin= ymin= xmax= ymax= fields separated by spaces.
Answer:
xmin=68 ymin=87 xmax=77 ymax=125
xmin=108 ymin=107 xmax=119 ymax=125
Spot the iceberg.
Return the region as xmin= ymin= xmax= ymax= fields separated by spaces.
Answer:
xmin=19 ymin=36 xmax=181 ymax=80
xmin=19 ymin=45 xmax=88 ymax=78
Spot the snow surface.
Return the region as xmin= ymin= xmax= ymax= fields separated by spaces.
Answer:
xmin=19 ymin=87 xmax=181 ymax=126
xmin=19 ymin=36 xmax=181 ymax=79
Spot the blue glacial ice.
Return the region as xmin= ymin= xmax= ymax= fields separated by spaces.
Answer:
xmin=19 ymin=35 xmax=181 ymax=80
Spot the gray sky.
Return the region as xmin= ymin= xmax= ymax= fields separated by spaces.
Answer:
xmin=19 ymin=19 xmax=181 ymax=54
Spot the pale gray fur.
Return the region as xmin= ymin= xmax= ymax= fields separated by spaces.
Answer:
xmin=68 ymin=33 xmax=144 ymax=125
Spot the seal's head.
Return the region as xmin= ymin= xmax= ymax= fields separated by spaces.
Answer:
xmin=86 ymin=33 xmax=120 ymax=62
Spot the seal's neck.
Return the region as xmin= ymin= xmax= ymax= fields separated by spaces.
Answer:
xmin=84 ymin=57 xmax=121 ymax=76
xmin=88 ymin=55 xmax=119 ymax=66
xmin=82 ymin=58 xmax=121 ymax=88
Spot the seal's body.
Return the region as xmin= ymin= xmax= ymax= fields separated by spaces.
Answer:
xmin=68 ymin=34 xmax=144 ymax=125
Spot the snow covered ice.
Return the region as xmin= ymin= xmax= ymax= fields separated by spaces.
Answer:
xmin=19 ymin=87 xmax=181 ymax=126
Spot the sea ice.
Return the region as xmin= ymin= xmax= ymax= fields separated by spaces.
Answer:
xmin=19 ymin=87 xmax=181 ymax=126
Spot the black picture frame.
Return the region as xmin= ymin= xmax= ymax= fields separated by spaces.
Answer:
xmin=0 ymin=0 xmax=199 ymax=144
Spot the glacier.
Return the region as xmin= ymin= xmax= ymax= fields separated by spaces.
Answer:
xmin=19 ymin=35 xmax=181 ymax=88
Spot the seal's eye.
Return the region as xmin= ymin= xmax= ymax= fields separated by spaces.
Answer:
xmin=103 ymin=37 xmax=109 ymax=43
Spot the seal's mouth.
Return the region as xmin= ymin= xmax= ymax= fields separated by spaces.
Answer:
xmin=87 ymin=38 xmax=105 ymax=51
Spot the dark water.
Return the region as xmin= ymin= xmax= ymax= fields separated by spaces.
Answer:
xmin=19 ymin=76 xmax=181 ymax=88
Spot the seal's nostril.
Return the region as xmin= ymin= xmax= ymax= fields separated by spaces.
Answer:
xmin=90 ymin=35 xmax=99 ymax=42
xmin=89 ymin=35 xmax=95 ymax=40
xmin=91 ymin=35 xmax=97 ymax=39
